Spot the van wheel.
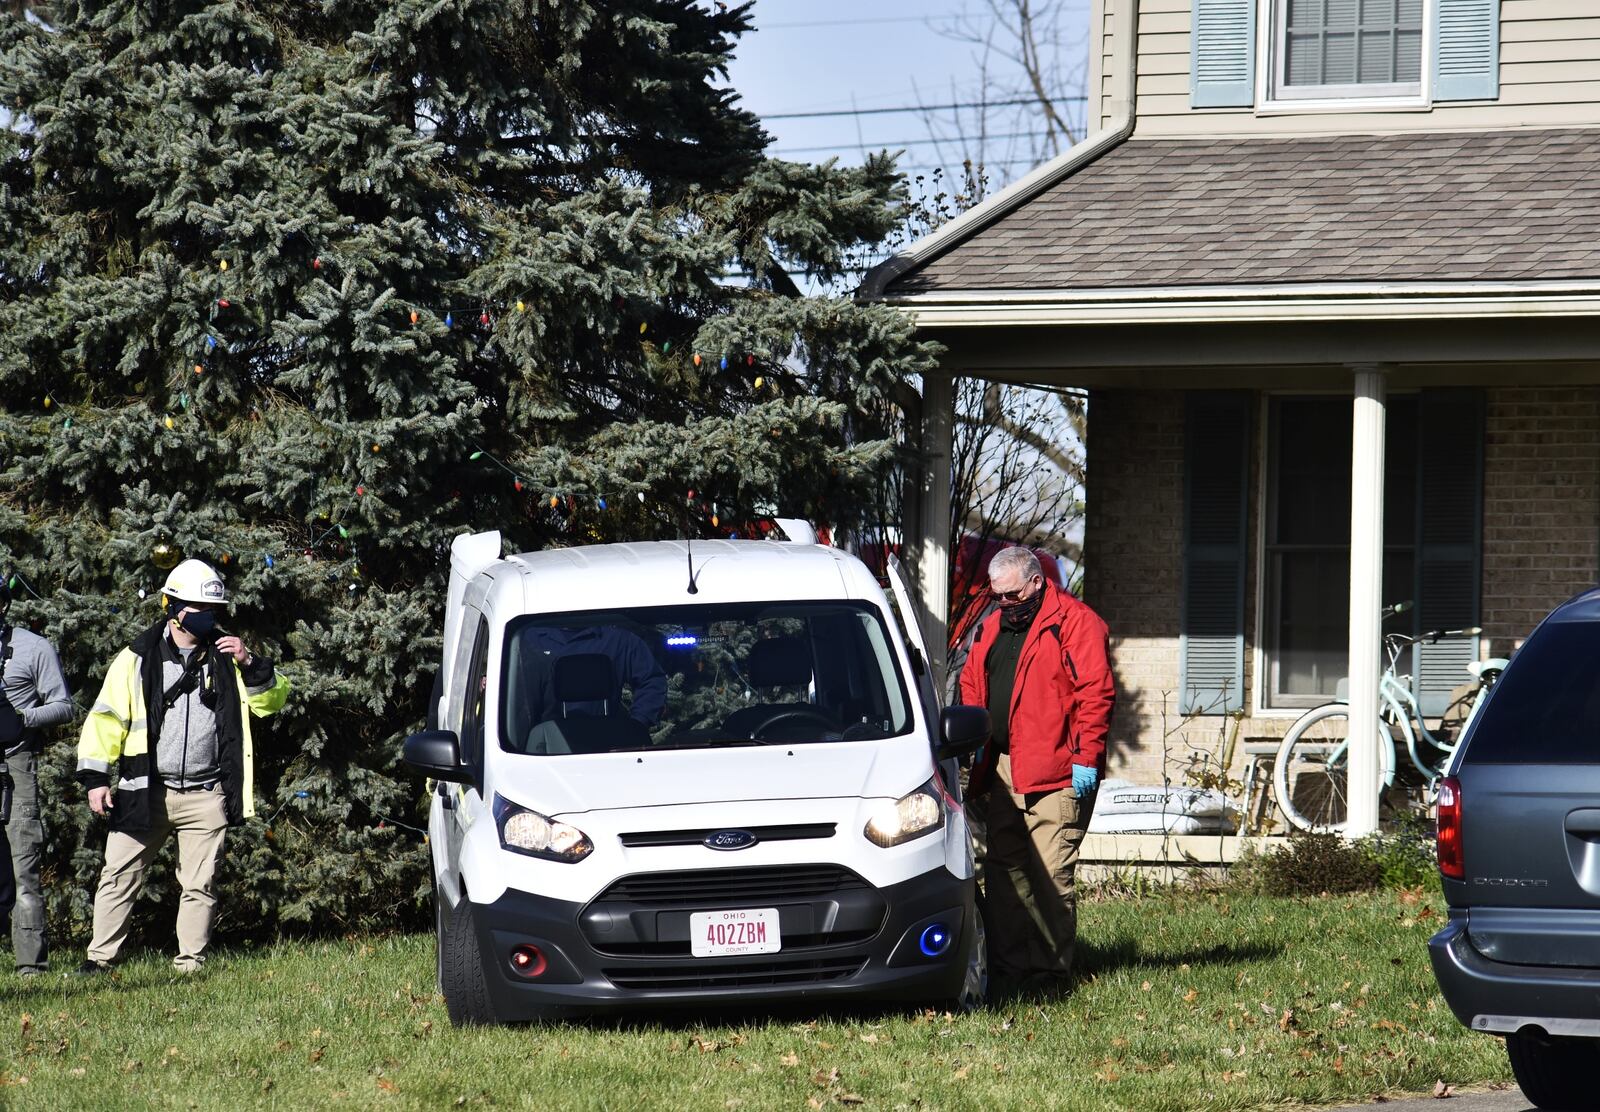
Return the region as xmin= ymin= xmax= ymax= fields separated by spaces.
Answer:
xmin=441 ymin=898 xmax=498 ymax=1027
xmin=1507 ymin=1030 xmax=1600 ymax=1109
xmin=954 ymin=904 xmax=989 ymax=1012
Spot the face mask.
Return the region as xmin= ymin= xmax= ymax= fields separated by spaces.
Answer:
xmin=177 ymin=608 xmax=219 ymax=641
xmin=1001 ymin=590 xmax=1044 ymax=630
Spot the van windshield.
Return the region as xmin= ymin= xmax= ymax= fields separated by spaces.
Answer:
xmin=499 ymin=601 xmax=914 ymax=754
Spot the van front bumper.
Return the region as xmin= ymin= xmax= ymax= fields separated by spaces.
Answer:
xmin=461 ymin=864 xmax=975 ymax=1019
xmin=1430 ymin=912 xmax=1600 ymax=1038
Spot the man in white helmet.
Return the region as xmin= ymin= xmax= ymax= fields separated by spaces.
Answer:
xmin=75 ymin=558 xmax=289 ymax=974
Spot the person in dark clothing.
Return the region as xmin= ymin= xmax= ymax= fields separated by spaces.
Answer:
xmin=0 ymin=574 xmax=73 ymax=974
xmin=518 ymin=624 xmax=668 ymax=726
xmin=960 ymin=547 xmax=1115 ymax=988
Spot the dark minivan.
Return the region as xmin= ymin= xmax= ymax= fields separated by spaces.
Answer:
xmin=1430 ymin=588 xmax=1600 ymax=1110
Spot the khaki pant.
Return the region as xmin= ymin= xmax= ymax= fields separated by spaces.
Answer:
xmin=87 ymin=786 xmax=228 ymax=970
xmin=982 ymin=753 xmax=1093 ymax=981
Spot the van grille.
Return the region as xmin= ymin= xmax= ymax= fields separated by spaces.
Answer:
xmin=595 ymin=865 xmax=869 ymax=906
xmin=618 ymin=824 xmax=836 ymax=848
xmin=603 ymin=956 xmax=866 ymax=991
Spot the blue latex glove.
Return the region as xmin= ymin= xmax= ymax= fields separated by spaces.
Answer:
xmin=1071 ymin=764 xmax=1099 ymax=797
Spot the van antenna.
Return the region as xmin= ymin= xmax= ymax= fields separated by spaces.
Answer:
xmin=686 ymin=537 xmax=699 ymax=595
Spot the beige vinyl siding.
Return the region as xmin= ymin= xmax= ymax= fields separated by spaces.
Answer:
xmin=1129 ymin=0 xmax=1600 ymax=137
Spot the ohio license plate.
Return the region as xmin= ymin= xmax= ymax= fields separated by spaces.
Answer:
xmin=690 ymin=908 xmax=781 ymax=957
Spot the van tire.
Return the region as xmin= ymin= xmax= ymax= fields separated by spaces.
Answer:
xmin=1507 ymin=1030 xmax=1600 ymax=1110
xmin=441 ymin=898 xmax=498 ymax=1027
xmin=954 ymin=903 xmax=989 ymax=1011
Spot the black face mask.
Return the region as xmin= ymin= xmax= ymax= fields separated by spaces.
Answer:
xmin=177 ymin=608 xmax=220 ymax=642
xmin=1000 ymin=590 xmax=1044 ymax=630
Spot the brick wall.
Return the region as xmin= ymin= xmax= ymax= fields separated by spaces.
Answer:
xmin=1082 ymin=388 xmax=1188 ymax=785
xmin=1481 ymin=386 xmax=1600 ymax=656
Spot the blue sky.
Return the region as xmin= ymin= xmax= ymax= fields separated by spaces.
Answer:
xmin=724 ymin=0 xmax=1093 ymax=189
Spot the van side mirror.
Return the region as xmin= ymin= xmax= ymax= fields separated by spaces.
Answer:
xmin=936 ymin=706 xmax=991 ymax=761
xmin=403 ymin=729 xmax=472 ymax=783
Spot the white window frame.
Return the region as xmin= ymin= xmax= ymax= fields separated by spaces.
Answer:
xmin=1255 ymin=0 xmax=1434 ymax=113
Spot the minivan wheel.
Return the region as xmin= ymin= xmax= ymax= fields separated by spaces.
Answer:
xmin=441 ymin=898 xmax=499 ymax=1027
xmin=954 ymin=904 xmax=989 ymax=1012
xmin=1507 ymin=1030 xmax=1600 ymax=1110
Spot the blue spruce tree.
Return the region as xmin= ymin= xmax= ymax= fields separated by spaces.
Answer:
xmin=0 ymin=1 xmax=936 ymax=940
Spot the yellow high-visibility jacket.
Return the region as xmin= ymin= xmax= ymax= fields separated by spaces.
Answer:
xmin=77 ymin=622 xmax=290 ymax=831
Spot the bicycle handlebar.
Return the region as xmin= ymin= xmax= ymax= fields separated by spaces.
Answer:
xmin=1385 ymin=625 xmax=1483 ymax=647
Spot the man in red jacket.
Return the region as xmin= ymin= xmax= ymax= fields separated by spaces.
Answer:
xmin=959 ymin=547 xmax=1115 ymax=987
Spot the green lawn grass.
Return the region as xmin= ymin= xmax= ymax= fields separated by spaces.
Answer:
xmin=0 ymin=889 xmax=1510 ymax=1111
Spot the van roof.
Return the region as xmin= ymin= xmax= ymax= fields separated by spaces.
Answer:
xmin=486 ymin=540 xmax=889 ymax=615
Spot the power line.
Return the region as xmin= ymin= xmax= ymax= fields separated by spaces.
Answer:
xmin=762 ymin=95 xmax=1087 ymax=120
xmin=773 ymin=130 xmax=1064 ymax=155
xmin=900 ymin=160 xmax=1041 ymax=175
xmin=762 ymin=15 xmax=951 ymax=28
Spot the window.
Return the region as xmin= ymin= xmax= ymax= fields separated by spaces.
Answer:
xmin=1190 ymin=0 xmax=1498 ymax=109
xmin=1262 ymin=396 xmax=1417 ymax=708
xmin=459 ymin=616 xmax=491 ymax=770
xmin=1461 ymin=622 xmax=1600 ymax=764
xmin=499 ymin=601 xmax=912 ymax=755
xmin=1272 ymin=0 xmax=1425 ymax=101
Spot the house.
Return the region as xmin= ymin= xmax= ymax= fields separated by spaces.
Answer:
xmin=862 ymin=0 xmax=1600 ymax=832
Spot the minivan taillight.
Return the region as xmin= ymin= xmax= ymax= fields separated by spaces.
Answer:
xmin=1437 ymin=776 xmax=1464 ymax=880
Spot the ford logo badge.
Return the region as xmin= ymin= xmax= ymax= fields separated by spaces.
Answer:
xmin=705 ymin=829 xmax=758 ymax=851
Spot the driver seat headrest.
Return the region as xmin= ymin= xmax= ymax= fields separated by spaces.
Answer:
xmin=553 ymin=653 xmax=615 ymax=709
xmin=748 ymin=637 xmax=811 ymax=687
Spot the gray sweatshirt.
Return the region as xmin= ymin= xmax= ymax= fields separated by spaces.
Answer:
xmin=157 ymin=643 xmax=221 ymax=788
xmin=1 ymin=625 xmax=74 ymax=753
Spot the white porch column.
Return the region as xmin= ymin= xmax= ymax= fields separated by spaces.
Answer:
xmin=917 ymin=368 xmax=954 ymax=686
xmin=1346 ymin=364 xmax=1387 ymax=837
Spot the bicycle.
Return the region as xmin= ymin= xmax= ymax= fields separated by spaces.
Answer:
xmin=1271 ymin=602 xmax=1509 ymax=834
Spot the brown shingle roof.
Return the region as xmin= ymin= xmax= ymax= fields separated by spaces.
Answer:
xmin=883 ymin=129 xmax=1600 ymax=294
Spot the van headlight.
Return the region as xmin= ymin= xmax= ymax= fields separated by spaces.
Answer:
xmin=864 ymin=780 xmax=945 ymax=848
xmin=493 ymin=794 xmax=593 ymax=863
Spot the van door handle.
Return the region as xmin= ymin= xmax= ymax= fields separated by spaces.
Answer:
xmin=1564 ymin=810 xmax=1600 ymax=835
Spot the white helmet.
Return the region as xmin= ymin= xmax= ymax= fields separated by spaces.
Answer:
xmin=161 ymin=559 xmax=228 ymax=606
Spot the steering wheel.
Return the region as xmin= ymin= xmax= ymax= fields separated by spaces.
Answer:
xmin=750 ymin=707 xmax=837 ymax=740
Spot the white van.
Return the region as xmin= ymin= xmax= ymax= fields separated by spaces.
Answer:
xmin=404 ymin=528 xmax=991 ymax=1024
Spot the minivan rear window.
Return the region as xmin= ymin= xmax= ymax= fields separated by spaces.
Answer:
xmin=1463 ymin=622 xmax=1600 ymax=764
xmin=498 ymin=601 xmax=913 ymax=755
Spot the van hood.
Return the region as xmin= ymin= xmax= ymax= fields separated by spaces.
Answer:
xmin=511 ymin=741 xmax=927 ymax=817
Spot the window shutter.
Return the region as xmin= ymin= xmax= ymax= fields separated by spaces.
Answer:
xmin=1433 ymin=0 xmax=1499 ymax=102
xmin=1181 ymin=392 xmax=1251 ymax=714
xmin=1414 ymin=389 xmax=1484 ymax=717
xmin=1191 ymin=0 xmax=1257 ymax=108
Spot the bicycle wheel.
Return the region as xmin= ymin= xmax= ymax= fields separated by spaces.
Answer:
xmin=1272 ymin=705 xmax=1394 ymax=834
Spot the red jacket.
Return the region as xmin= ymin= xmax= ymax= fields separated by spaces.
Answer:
xmin=958 ymin=583 xmax=1115 ymax=794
